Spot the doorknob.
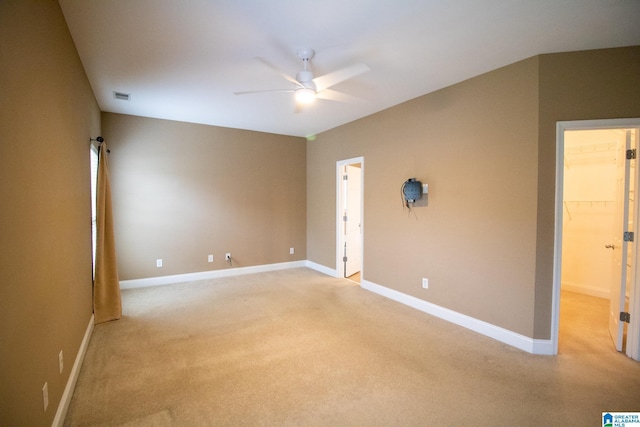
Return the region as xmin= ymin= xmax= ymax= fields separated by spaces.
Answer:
xmin=605 ymin=244 xmax=616 ymax=249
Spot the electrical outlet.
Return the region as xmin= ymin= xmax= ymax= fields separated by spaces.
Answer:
xmin=290 ymin=247 xmax=295 ymax=255
xmin=42 ymin=382 xmax=48 ymax=411
xmin=422 ymin=278 xmax=429 ymax=289
xmin=225 ymin=253 xmax=231 ymax=261
xmin=207 ymin=254 xmax=213 ymax=263
xmin=156 ymin=259 xmax=163 ymax=268
xmin=58 ymin=350 xmax=63 ymax=374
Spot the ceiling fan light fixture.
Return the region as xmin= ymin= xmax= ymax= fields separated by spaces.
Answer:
xmin=295 ymin=87 xmax=316 ymax=104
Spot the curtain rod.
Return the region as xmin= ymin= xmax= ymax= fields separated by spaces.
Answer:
xmin=90 ymin=136 xmax=110 ymax=153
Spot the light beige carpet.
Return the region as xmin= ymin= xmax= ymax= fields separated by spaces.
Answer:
xmin=65 ymin=268 xmax=640 ymax=426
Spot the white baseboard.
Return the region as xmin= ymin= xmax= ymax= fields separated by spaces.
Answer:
xmin=531 ymin=338 xmax=555 ymax=355
xmin=53 ymin=314 xmax=94 ymax=427
xmin=561 ymin=281 xmax=610 ymax=299
xmin=361 ymin=279 xmax=554 ymax=355
xmin=305 ymin=260 xmax=338 ymax=278
xmin=120 ymin=261 xmax=308 ymax=289
xmin=120 ymin=263 xmax=553 ymax=355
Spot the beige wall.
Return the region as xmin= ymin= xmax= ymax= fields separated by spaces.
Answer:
xmin=0 ymin=1 xmax=100 ymax=425
xmin=102 ymin=113 xmax=307 ymax=280
xmin=534 ymin=46 xmax=640 ymax=338
xmin=308 ymin=57 xmax=540 ymax=337
xmin=308 ymin=46 xmax=640 ymax=340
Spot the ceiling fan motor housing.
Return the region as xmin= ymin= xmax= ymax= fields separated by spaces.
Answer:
xmin=296 ymin=70 xmax=314 ymax=85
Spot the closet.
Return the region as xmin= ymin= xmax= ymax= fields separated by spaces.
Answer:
xmin=561 ymin=129 xmax=623 ymax=299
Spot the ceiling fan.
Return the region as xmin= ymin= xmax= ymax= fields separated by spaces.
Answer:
xmin=234 ymin=48 xmax=370 ymax=106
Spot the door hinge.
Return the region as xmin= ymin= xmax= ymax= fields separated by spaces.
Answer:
xmin=343 ymin=215 xmax=348 ymax=222
xmin=624 ymin=231 xmax=634 ymax=242
xmin=627 ymin=149 xmax=637 ymax=159
xmin=620 ymin=312 xmax=631 ymax=323
xmin=343 ymin=175 xmax=348 ymax=180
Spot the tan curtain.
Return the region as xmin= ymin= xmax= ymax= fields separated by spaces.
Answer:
xmin=94 ymin=142 xmax=122 ymax=324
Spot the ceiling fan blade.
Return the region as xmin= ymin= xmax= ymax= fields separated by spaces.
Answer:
xmin=312 ymin=63 xmax=370 ymax=91
xmin=316 ymin=88 xmax=364 ymax=103
xmin=234 ymin=89 xmax=294 ymax=95
xmin=255 ymin=57 xmax=303 ymax=88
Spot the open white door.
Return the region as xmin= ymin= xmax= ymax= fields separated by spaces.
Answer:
xmin=336 ymin=157 xmax=364 ymax=280
xmin=343 ymin=164 xmax=362 ymax=277
xmin=609 ymin=130 xmax=635 ymax=351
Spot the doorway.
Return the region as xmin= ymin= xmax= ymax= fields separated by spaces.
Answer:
xmin=553 ymin=119 xmax=640 ymax=361
xmin=336 ymin=157 xmax=363 ymax=283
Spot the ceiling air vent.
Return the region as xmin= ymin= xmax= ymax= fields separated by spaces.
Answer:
xmin=113 ymin=91 xmax=130 ymax=101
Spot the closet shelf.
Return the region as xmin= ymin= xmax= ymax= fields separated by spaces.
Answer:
xmin=566 ymin=141 xmax=618 ymax=155
xmin=563 ymin=200 xmax=616 ymax=220
xmin=564 ymin=200 xmax=615 ymax=205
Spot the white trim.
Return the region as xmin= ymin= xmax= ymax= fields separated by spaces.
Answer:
xmin=53 ymin=314 xmax=94 ymax=427
xmin=628 ymin=255 xmax=640 ymax=360
xmin=361 ymin=279 xmax=553 ymax=355
xmin=120 ymin=261 xmax=307 ymax=289
xmin=531 ymin=339 xmax=555 ymax=355
xmin=305 ymin=260 xmax=338 ymax=277
xmin=626 ymin=128 xmax=640 ymax=361
xmin=120 ymin=261 xmax=558 ymax=355
xmin=553 ymin=118 xmax=640 ymax=361
xmin=551 ymin=121 xmax=565 ymax=356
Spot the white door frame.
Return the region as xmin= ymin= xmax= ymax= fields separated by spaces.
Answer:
xmin=553 ymin=118 xmax=640 ymax=360
xmin=336 ymin=157 xmax=364 ymax=280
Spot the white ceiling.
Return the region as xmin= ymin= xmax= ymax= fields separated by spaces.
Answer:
xmin=59 ymin=0 xmax=640 ymax=138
